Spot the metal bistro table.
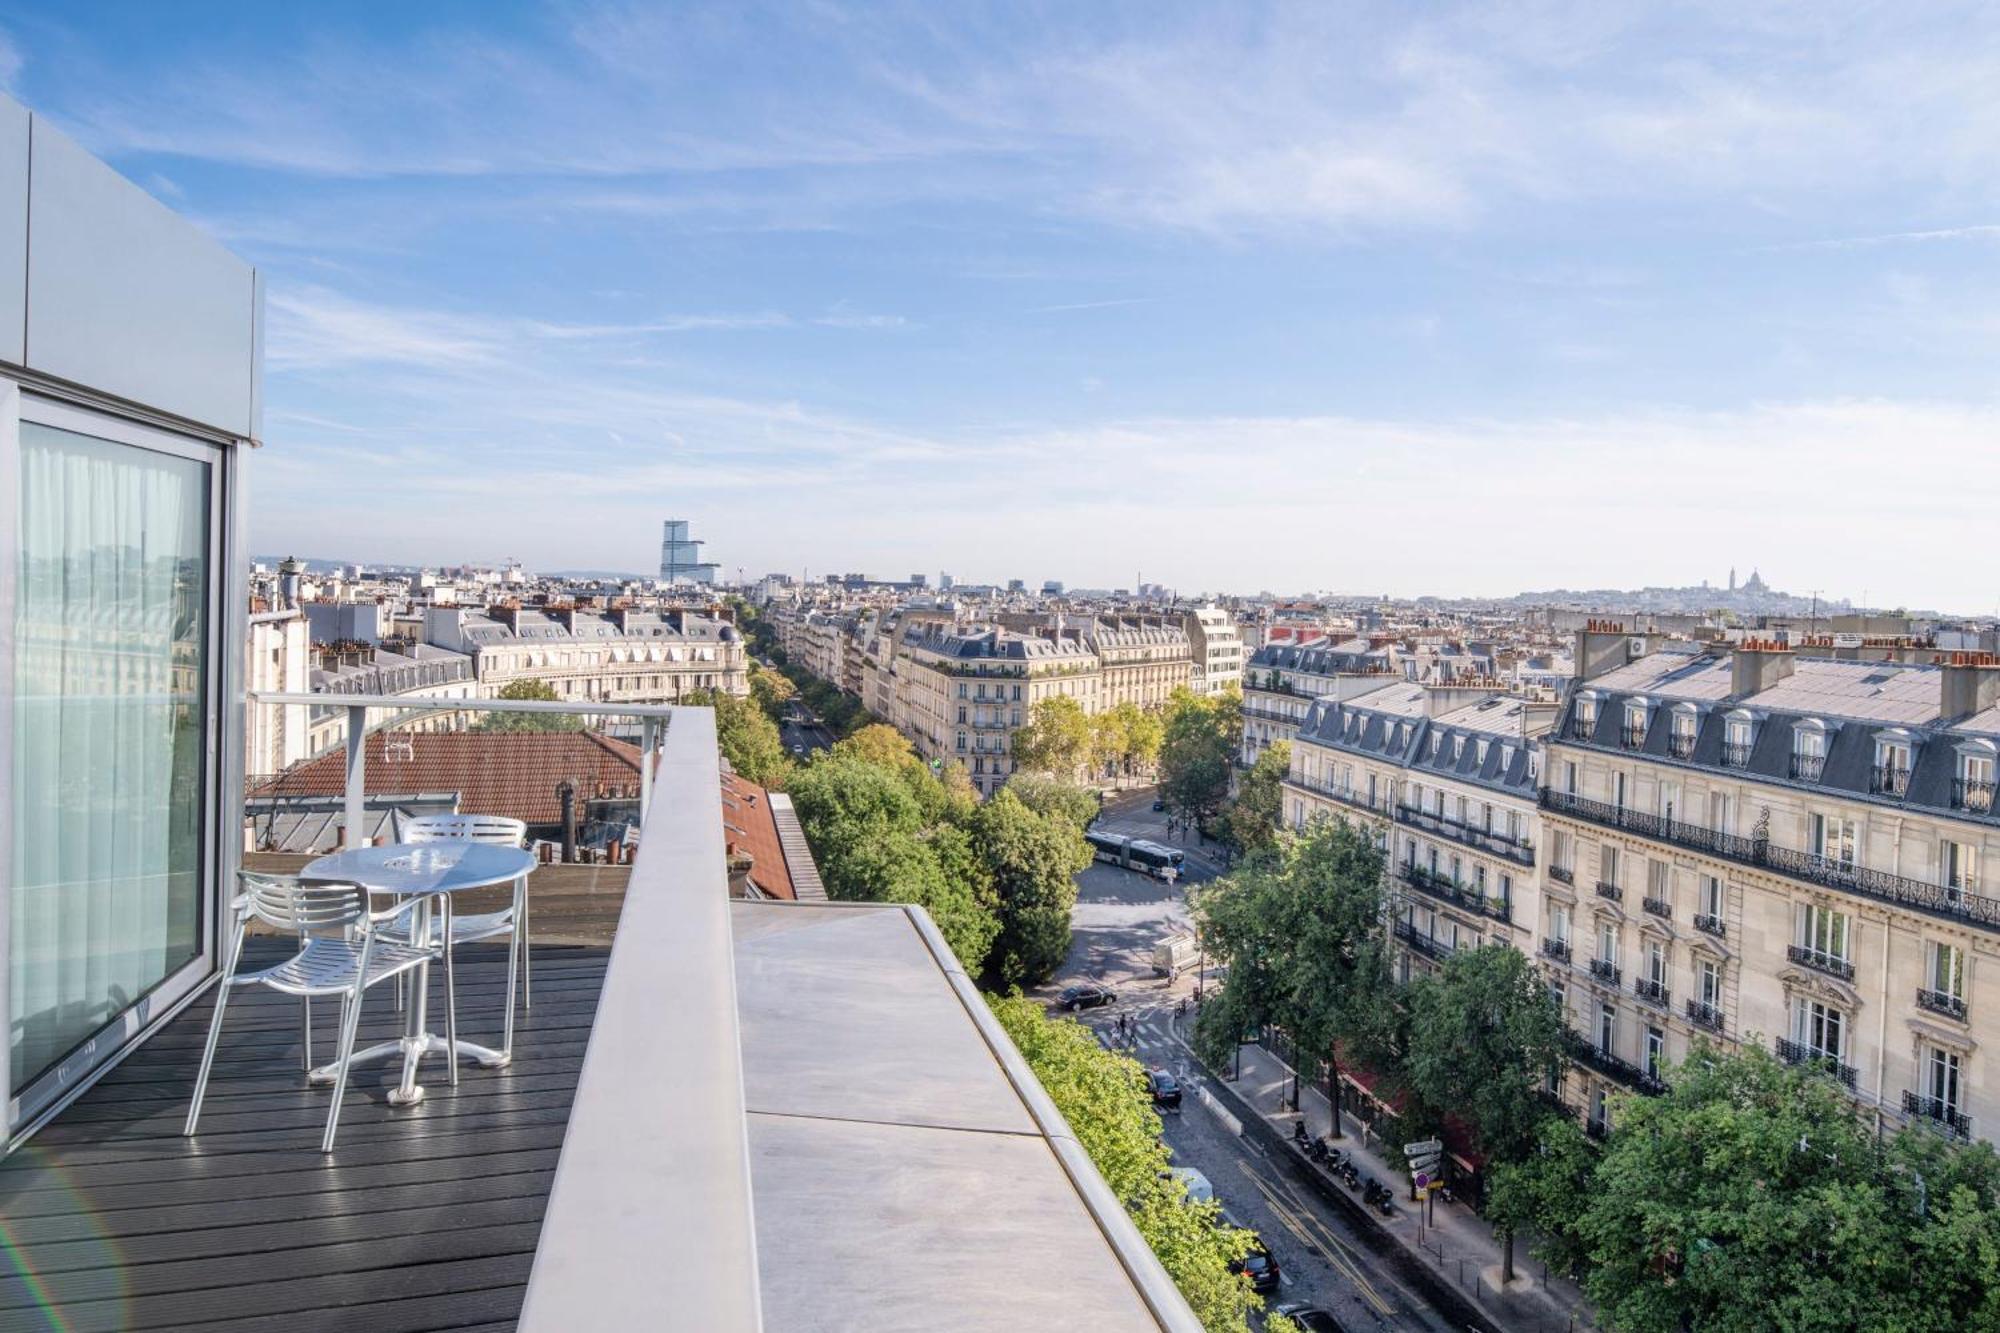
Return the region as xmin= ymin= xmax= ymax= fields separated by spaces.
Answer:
xmin=301 ymin=840 xmax=537 ymax=1106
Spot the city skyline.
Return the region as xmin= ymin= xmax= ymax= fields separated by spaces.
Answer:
xmin=5 ymin=3 xmax=1998 ymax=607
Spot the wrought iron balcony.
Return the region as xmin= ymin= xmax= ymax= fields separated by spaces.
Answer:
xmin=1595 ymin=881 xmax=1623 ymax=903
xmin=1393 ymin=804 xmax=1536 ymax=866
xmin=1722 ymin=739 xmax=1754 ymax=768
xmin=1954 ymin=777 xmax=1996 ymax=814
xmin=1869 ymin=765 xmax=1911 ymax=797
xmin=1902 ymin=1090 xmax=1971 ymax=1139
xmin=1786 ymin=945 xmax=1855 ymax=981
xmin=1398 ymin=865 xmax=1511 ymax=922
xmin=1693 ymin=912 xmax=1726 ymax=938
xmin=1549 ymin=863 xmax=1574 ymax=885
xmin=1634 ymin=979 xmax=1669 ymax=1007
xmin=1916 ymin=988 xmax=1969 ymax=1021
xmin=1540 ymin=937 xmax=1572 ymax=964
xmin=1790 ymin=751 xmax=1827 ymax=782
xmin=1775 ymin=1037 xmax=1858 ymax=1089
xmin=1392 ymin=918 xmax=1455 ymax=963
xmin=1641 ymin=896 xmax=1672 ymax=919
xmin=1621 ymin=724 xmax=1648 ymax=750
xmin=1588 ymin=958 xmax=1622 ymax=987
xmin=1287 ymin=775 xmax=1389 ymax=819
xmin=1684 ymin=999 xmax=1725 ymax=1032
xmin=1668 ymin=732 xmax=1697 ymax=760
xmin=1565 ymin=1030 xmax=1666 ymax=1095
xmin=1539 ymin=788 xmax=2000 ymax=934
xmin=1583 ymin=1117 xmax=1609 ymax=1140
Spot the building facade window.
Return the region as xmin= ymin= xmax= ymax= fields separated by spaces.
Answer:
xmin=1792 ymin=998 xmax=1846 ymax=1061
xmin=1796 ymin=902 xmax=1852 ymax=964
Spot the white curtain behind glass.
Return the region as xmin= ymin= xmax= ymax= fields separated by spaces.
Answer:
xmin=11 ymin=423 xmax=208 ymax=1092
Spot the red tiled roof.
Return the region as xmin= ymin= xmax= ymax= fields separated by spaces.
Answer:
xmin=720 ymin=771 xmax=796 ymax=900
xmin=254 ymin=731 xmax=644 ymax=826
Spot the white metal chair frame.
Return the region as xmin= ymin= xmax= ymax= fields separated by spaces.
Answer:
xmin=184 ymin=870 xmax=453 ymax=1153
xmin=393 ymin=814 xmax=532 ymax=1059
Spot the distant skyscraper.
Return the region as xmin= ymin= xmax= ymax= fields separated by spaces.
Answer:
xmin=659 ymin=519 xmax=721 ymax=584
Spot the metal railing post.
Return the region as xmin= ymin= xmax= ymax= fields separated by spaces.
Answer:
xmin=639 ymin=718 xmax=656 ymax=822
xmin=344 ymin=704 xmax=368 ymax=849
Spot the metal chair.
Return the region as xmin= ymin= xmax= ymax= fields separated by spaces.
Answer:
xmin=184 ymin=870 xmax=451 ymax=1153
xmin=396 ymin=814 xmax=532 ymax=1058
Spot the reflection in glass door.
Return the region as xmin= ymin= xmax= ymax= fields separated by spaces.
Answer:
xmin=10 ymin=418 xmax=211 ymax=1110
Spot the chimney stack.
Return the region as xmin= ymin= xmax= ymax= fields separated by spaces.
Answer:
xmin=1731 ymin=638 xmax=1796 ymax=698
xmin=1939 ymin=652 xmax=2000 ymax=720
xmin=1574 ymin=619 xmax=1637 ymax=682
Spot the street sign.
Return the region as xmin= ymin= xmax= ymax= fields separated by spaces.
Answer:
xmin=1402 ymin=1138 xmax=1443 ymax=1157
xmin=1413 ymin=1171 xmax=1431 ymax=1190
xmin=1409 ymin=1157 xmax=1441 ymax=1177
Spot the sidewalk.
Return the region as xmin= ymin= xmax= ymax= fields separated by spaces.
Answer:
xmin=1211 ymin=1035 xmax=1598 ymax=1333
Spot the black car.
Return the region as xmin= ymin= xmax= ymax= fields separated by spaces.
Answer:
xmin=1230 ymin=1238 xmax=1281 ymax=1294
xmin=1058 ymin=984 xmax=1116 ymax=1011
xmin=1271 ymin=1303 xmax=1343 ymax=1333
xmin=1147 ymin=1068 xmax=1182 ymax=1108
xmin=1152 ymin=798 xmax=1168 ymax=812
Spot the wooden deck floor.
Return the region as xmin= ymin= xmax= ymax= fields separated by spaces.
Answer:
xmin=0 ymin=943 xmax=609 ymax=1333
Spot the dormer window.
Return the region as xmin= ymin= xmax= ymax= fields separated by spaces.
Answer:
xmin=1872 ymin=733 xmax=1913 ymax=797
xmin=1723 ymin=712 xmax=1755 ymax=768
xmin=1622 ymin=701 xmax=1649 ymax=750
xmin=1476 ymin=739 xmax=1491 ymax=767
xmin=1955 ymin=743 xmax=1997 ymax=814
xmin=1791 ymin=720 xmax=1828 ymax=783
xmin=1575 ymin=693 xmax=1599 ymax=733
xmin=1499 ymin=743 xmax=1515 ymax=771
xmin=1669 ymin=706 xmax=1699 ymax=760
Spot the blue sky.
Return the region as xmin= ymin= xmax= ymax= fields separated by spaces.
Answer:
xmin=7 ymin=2 xmax=1999 ymax=609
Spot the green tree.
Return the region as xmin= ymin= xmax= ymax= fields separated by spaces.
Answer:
xmin=1219 ymin=740 xmax=1289 ymax=858
xmin=831 ymin=722 xmax=918 ymax=770
xmin=1485 ymin=1116 xmax=1599 ymax=1281
xmin=1124 ymin=704 xmax=1165 ymax=775
xmin=474 ymin=677 xmax=587 ymax=732
xmin=1575 ymin=1043 xmax=2000 ymax=1332
xmin=973 ymin=788 xmax=1092 ymax=985
xmin=989 ymin=995 xmax=1264 ymax=1330
xmin=1004 ymin=772 xmax=1101 ymax=833
xmin=1404 ymin=944 xmax=1565 ymax=1278
xmin=747 ymin=660 xmax=796 ymax=722
xmin=685 ymin=687 xmax=793 ymax=789
xmin=1191 ymin=817 xmax=1391 ymax=1132
xmin=1159 ymin=688 xmax=1238 ymax=827
xmin=786 ymin=754 xmax=998 ymax=970
xmin=1011 ymin=694 xmax=1094 ymax=780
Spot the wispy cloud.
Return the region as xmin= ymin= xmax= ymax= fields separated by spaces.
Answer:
xmin=1031 ymin=298 xmax=1152 ymax=314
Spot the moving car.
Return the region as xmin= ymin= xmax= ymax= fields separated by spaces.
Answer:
xmin=1271 ymin=1303 xmax=1344 ymax=1332
xmin=1147 ymin=1068 xmax=1182 ymax=1109
xmin=1057 ymin=983 xmax=1116 ymax=1011
xmin=1230 ymin=1237 xmax=1281 ymax=1294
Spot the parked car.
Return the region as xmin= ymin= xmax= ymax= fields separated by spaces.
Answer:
xmin=1230 ymin=1237 xmax=1281 ymax=1294
xmin=1271 ymin=1302 xmax=1344 ymax=1332
xmin=1057 ymin=983 xmax=1116 ymax=1011
xmin=1152 ymin=798 xmax=1167 ymax=812
xmin=1147 ymin=1068 xmax=1182 ymax=1108
xmin=1166 ymin=1166 xmax=1214 ymax=1204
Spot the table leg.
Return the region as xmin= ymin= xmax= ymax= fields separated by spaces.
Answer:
xmin=387 ymin=893 xmax=435 ymax=1106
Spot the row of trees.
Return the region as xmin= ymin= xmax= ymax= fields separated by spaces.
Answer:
xmin=786 ymin=729 xmax=1094 ymax=983
xmin=988 ymin=994 xmax=1297 ymax=1333
xmin=1010 ymin=695 xmax=1166 ymax=783
xmin=1193 ymin=815 xmax=2000 ymax=1329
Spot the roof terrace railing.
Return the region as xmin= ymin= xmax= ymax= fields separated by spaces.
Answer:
xmin=250 ymin=691 xmax=679 ymax=848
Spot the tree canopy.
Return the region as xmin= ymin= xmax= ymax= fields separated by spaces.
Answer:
xmin=1159 ymin=687 xmax=1241 ymax=826
xmin=1218 ymin=740 xmax=1289 ymax=858
xmin=989 ymin=995 xmax=1269 ymax=1331
xmin=1011 ymin=694 xmax=1094 ymax=780
xmin=831 ymin=722 xmax=919 ymax=770
xmin=683 ymin=686 xmax=793 ymax=789
xmin=973 ymin=787 xmax=1092 ymax=985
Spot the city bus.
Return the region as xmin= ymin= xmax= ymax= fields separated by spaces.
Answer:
xmin=1086 ymin=830 xmax=1186 ymax=879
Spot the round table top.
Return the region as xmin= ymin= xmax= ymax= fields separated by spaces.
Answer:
xmin=301 ymin=842 xmax=535 ymax=896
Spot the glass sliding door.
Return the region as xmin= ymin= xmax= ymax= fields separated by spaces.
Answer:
xmin=9 ymin=408 xmax=217 ymax=1125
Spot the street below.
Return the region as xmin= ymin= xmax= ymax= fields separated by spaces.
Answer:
xmin=1045 ymin=787 xmax=1468 ymax=1332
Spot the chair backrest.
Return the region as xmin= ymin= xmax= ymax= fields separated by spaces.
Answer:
xmin=236 ymin=871 xmax=367 ymax=934
xmin=401 ymin=813 xmax=528 ymax=847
